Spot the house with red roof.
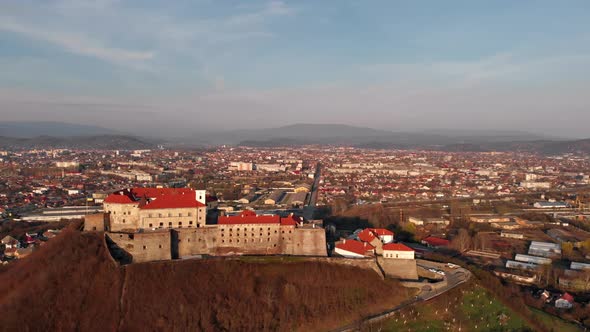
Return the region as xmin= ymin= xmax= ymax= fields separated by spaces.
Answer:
xmin=335 ymin=239 xmax=374 ymax=258
xmin=369 ymin=228 xmax=394 ymax=244
xmin=421 ymin=236 xmax=450 ymax=248
xmin=383 ymin=243 xmax=415 ymax=259
xmin=555 ymin=293 xmax=574 ymax=309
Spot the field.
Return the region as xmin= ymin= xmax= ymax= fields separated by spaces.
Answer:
xmin=367 ymin=282 xmax=579 ymax=332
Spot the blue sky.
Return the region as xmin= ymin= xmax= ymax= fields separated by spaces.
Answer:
xmin=0 ymin=0 xmax=589 ymax=137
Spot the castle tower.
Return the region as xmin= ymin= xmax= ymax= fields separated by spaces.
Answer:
xmin=195 ymin=189 xmax=206 ymax=205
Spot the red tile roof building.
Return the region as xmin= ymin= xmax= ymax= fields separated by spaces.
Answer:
xmin=383 ymin=243 xmax=415 ymax=259
xmin=421 ymin=236 xmax=450 ymax=248
xmin=335 ymin=239 xmax=374 ymax=258
xmin=103 ymin=187 xmax=207 ymax=231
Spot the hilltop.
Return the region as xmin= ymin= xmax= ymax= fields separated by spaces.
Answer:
xmin=0 ymin=228 xmax=412 ymax=331
xmin=0 ymin=135 xmax=155 ymax=150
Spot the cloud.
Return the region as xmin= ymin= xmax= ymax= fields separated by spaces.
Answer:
xmin=0 ymin=0 xmax=294 ymax=72
xmin=0 ymin=19 xmax=153 ymax=70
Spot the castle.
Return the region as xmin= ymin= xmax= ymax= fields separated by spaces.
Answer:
xmin=84 ymin=188 xmax=327 ymax=263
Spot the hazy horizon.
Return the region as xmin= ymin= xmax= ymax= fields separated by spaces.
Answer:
xmin=1 ymin=1 xmax=589 ymax=137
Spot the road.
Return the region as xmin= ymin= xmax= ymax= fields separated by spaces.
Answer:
xmin=414 ymin=259 xmax=470 ymax=301
xmin=303 ymin=162 xmax=321 ymax=221
xmin=331 ymin=259 xmax=471 ymax=332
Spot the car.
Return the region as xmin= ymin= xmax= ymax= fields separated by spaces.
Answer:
xmin=429 ymin=268 xmax=438 ymax=273
xmin=436 ymin=270 xmax=446 ymax=276
xmin=446 ymin=263 xmax=459 ymax=269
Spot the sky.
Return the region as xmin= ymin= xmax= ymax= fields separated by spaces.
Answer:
xmin=0 ymin=0 xmax=589 ymax=138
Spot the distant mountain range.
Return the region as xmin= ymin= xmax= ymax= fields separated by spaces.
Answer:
xmin=0 ymin=121 xmax=123 ymax=138
xmin=0 ymin=121 xmax=587 ymax=154
xmin=0 ymin=135 xmax=154 ymax=150
xmin=192 ymin=123 xmax=555 ymax=146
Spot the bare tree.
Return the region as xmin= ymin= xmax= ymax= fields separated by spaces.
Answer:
xmin=452 ymin=228 xmax=472 ymax=252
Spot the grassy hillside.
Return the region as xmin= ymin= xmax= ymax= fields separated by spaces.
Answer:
xmin=367 ymin=282 xmax=579 ymax=332
xmin=0 ymin=229 xmax=412 ymax=331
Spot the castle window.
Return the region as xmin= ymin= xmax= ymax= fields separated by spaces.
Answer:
xmin=149 ymin=223 xmax=153 ymax=228
xmin=189 ymin=221 xmax=193 ymax=226
xmin=268 ymin=227 xmax=271 ymax=231
xmin=244 ymin=239 xmax=247 ymax=243
xmin=199 ymin=216 xmax=202 ymax=220
xmin=188 ymin=212 xmax=192 ymax=217
xmin=229 ymin=239 xmax=232 ymax=243
xmin=178 ymin=222 xmax=182 ymax=228
xmin=179 ymin=213 xmax=182 ymax=217
xmin=267 ymin=238 xmax=270 ymax=242
xmin=274 ymin=230 xmax=277 ymax=234
xmin=168 ymin=222 xmax=172 ymax=228
xmin=122 ymin=219 xmax=126 ymax=223
xmin=159 ymin=245 xmax=162 ymax=248
xmin=159 ymin=222 xmax=163 ymax=227
xmin=289 ymin=230 xmax=292 ymax=234
xmin=149 ymin=214 xmax=152 ymax=218
xmin=143 ymin=245 xmax=146 ymax=250
xmin=282 ymin=230 xmax=285 ymax=234
xmin=222 ymin=240 xmax=225 ymax=243
xmin=237 ymin=239 xmax=240 ymax=243
xmin=268 ymin=232 xmax=271 ymax=236
xmin=197 ymin=224 xmax=200 ymax=228
xmin=168 ymin=213 xmax=172 ymax=217
xmin=274 ymin=244 xmax=277 ymax=247
xmin=158 ymin=213 xmax=162 ymax=217
xmin=221 ymin=233 xmax=224 ymax=237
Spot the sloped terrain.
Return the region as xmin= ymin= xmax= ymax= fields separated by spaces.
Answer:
xmin=0 ymin=228 xmax=411 ymax=331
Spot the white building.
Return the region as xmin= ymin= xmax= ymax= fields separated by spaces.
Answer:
xmin=383 ymin=243 xmax=415 ymax=259
xmin=228 ymin=162 xmax=253 ymax=171
xmin=408 ymin=217 xmax=424 ymax=226
xmin=334 ymin=239 xmax=374 ymax=258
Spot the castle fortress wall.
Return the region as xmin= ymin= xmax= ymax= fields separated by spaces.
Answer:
xmin=106 ymin=225 xmax=327 ymax=262
xmin=84 ymin=213 xmax=108 ymax=232
xmin=97 ymin=188 xmax=327 ymax=262
xmin=104 ymin=202 xmax=140 ymax=231
xmin=138 ymin=207 xmax=206 ymax=229
xmin=107 ymin=231 xmax=171 ymax=263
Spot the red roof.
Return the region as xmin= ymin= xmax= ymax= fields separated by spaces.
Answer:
xmin=358 ymin=229 xmax=378 ymax=243
xmin=280 ymin=215 xmax=302 ymax=226
xmin=140 ymin=193 xmax=205 ymax=210
xmin=422 ymin=236 xmax=450 ymax=247
xmin=336 ymin=239 xmax=374 ymax=256
xmin=383 ymin=243 xmax=414 ymax=252
xmin=371 ymin=228 xmax=394 ymax=237
xmin=104 ymin=193 xmax=135 ymax=204
xmin=560 ymin=293 xmax=575 ymax=303
xmin=218 ymin=210 xmax=302 ymax=226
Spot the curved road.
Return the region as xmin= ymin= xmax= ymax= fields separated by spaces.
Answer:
xmin=331 ymin=259 xmax=471 ymax=332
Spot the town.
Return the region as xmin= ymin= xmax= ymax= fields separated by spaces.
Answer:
xmin=2 ymin=145 xmax=590 ymax=329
